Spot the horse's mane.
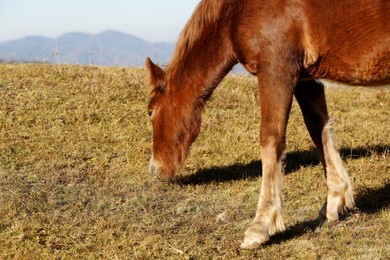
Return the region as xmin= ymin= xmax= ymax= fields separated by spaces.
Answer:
xmin=166 ymin=0 xmax=227 ymax=79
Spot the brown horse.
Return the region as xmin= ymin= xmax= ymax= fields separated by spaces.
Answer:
xmin=146 ymin=0 xmax=389 ymax=249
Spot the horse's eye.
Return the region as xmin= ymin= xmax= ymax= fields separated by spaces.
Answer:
xmin=148 ymin=110 xmax=153 ymax=117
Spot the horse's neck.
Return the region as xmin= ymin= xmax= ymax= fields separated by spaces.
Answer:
xmin=167 ymin=38 xmax=236 ymax=97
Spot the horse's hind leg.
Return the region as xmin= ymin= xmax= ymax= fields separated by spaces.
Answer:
xmin=295 ymin=80 xmax=354 ymax=222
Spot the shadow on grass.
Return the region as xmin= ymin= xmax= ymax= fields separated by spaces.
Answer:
xmin=178 ymin=150 xmax=320 ymax=185
xmin=339 ymin=145 xmax=390 ymax=160
xmin=264 ymin=181 xmax=390 ymax=247
xmin=354 ymin=181 xmax=390 ymax=213
xmin=178 ymin=145 xmax=389 ymax=185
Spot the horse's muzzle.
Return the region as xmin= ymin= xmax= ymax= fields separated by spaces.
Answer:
xmin=149 ymin=158 xmax=173 ymax=182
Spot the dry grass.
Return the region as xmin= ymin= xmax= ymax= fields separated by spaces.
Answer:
xmin=0 ymin=64 xmax=389 ymax=259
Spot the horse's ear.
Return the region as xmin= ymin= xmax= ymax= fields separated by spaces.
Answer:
xmin=146 ymin=57 xmax=165 ymax=88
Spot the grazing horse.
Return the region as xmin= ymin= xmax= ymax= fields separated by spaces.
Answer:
xmin=146 ymin=0 xmax=389 ymax=249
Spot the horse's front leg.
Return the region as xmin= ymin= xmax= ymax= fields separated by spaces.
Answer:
xmin=241 ymin=70 xmax=296 ymax=249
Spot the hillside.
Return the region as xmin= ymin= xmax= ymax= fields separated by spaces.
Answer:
xmin=0 ymin=64 xmax=389 ymax=258
xmin=0 ymin=30 xmax=175 ymax=66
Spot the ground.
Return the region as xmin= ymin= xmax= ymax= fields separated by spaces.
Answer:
xmin=0 ymin=64 xmax=389 ymax=259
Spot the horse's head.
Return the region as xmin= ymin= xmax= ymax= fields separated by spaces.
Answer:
xmin=146 ymin=58 xmax=202 ymax=182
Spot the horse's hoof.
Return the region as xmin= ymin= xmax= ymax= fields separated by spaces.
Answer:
xmin=240 ymin=236 xmax=268 ymax=249
xmin=240 ymin=227 xmax=269 ymax=249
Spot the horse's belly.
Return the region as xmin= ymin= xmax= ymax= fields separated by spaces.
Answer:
xmin=308 ymin=45 xmax=390 ymax=86
xmin=329 ymin=52 xmax=389 ymax=85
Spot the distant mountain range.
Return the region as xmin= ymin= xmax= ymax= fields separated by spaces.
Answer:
xmin=0 ymin=30 xmax=175 ymax=66
xmin=0 ymin=30 xmax=247 ymax=73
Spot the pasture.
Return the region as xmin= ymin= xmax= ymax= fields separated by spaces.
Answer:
xmin=0 ymin=64 xmax=389 ymax=259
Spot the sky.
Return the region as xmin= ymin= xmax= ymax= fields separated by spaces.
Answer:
xmin=0 ymin=0 xmax=200 ymax=43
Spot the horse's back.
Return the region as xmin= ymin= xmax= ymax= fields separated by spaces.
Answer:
xmin=302 ymin=0 xmax=390 ymax=84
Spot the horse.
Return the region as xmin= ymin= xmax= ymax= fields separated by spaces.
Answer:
xmin=146 ymin=0 xmax=390 ymax=249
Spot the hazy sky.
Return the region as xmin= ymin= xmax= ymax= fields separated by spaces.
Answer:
xmin=0 ymin=0 xmax=200 ymax=43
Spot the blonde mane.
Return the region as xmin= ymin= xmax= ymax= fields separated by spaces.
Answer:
xmin=167 ymin=0 xmax=227 ymax=78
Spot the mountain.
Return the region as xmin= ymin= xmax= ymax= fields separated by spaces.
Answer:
xmin=0 ymin=30 xmax=175 ymax=66
xmin=0 ymin=30 xmax=247 ymax=73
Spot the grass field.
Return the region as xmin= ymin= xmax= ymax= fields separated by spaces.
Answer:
xmin=0 ymin=64 xmax=389 ymax=259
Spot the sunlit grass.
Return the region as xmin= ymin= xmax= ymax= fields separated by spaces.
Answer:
xmin=0 ymin=64 xmax=389 ymax=258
